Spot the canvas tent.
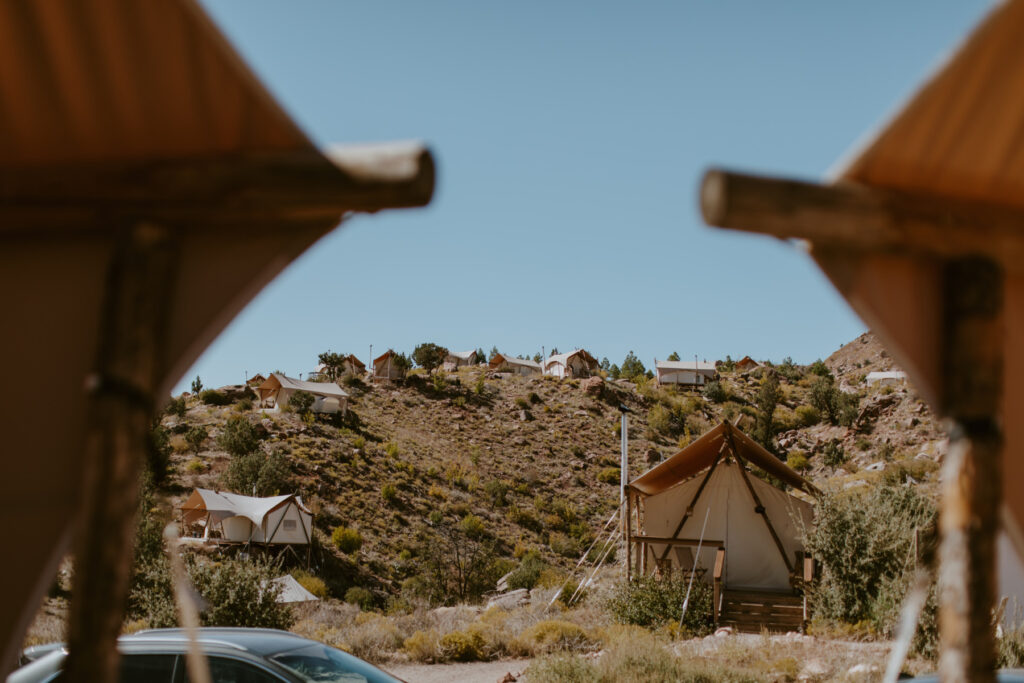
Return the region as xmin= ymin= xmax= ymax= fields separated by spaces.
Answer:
xmin=866 ymin=371 xmax=907 ymax=387
xmin=489 ymin=352 xmax=542 ymax=376
xmin=543 ymin=349 xmax=599 ymax=379
xmin=655 ymin=360 xmax=717 ymax=386
xmin=373 ymin=350 xmax=407 ymax=381
xmin=0 ymin=0 xmax=434 ymax=677
xmin=256 ymin=373 xmax=348 ymax=413
xmin=444 ymin=349 xmax=478 ymax=371
xmin=735 ymin=356 xmax=760 ymax=372
xmin=627 ymin=421 xmax=816 ymax=594
xmin=271 ymin=575 xmax=320 ymax=604
xmin=181 ymin=489 xmax=312 ymax=546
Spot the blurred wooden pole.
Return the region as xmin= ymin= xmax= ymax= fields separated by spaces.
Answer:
xmin=938 ymin=257 xmax=1002 ymax=683
xmin=64 ymin=224 xmax=176 ymax=683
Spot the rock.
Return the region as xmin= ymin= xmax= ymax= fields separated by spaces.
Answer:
xmin=646 ymin=448 xmax=662 ymax=464
xmin=497 ymin=673 xmax=517 ymax=683
xmin=843 ymin=480 xmax=867 ymax=490
xmin=864 ymin=461 xmax=885 ymax=472
xmin=518 ymin=409 xmax=529 ymax=421
xmin=714 ymin=626 xmax=734 ymax=637
xmin=798 ymin=659 xmax=829 ymax=680
xmin=486 ymin=588 xmax=529 ymax=610
xmin=847 ymin=663 xmax=880 ymax=677
xmin=581 ymin=376 xmax=604 ymax=397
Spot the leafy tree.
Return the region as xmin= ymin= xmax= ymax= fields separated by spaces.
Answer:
xmin=165 ymin=395 xmax=187 ymax=418
xmin=666 ymin=351 xmax=681 ymax=361
xmin=549 ymin=347 xmax=559 ymax=356
xmin=619 ymin=351 xmax=646 ymax=381
xmin=191 ymin=375 xmax=203 ymax=395
xmin=809 ymin=359 xmax=831 ymax=377
xmin=189 ymin=558 xmax=292 ymax=629
xmin=476 ymin=348 xmax=487 ymax=364
xmin=609 ymin=364 xmax=621 ymax=379
xmin=317 ymin=350 xmax=347 ymax=379
xmin=147 ymin=422 xmax=172 ymax=483
xmin=415 ymin=520 xmax=504 ymax=605
xmin=600 ymin=357 xmax=611 ymax=372
xmin=488 ymin=346 xmax=500 ymax=362
xmin=217 ymin=415 xmax=260 ymax=458
xmin=720 ymin=355 xmax=735 ymax=372
xmin=810 ymin=374 xmax=859 ymax=426
xmin=288 ymin=389 xmax=315 ymax=416
xmin=222 ymin=449 xmax=291 ymax=496
xmin=532 ymin=353 xmax=542 ymax=363
xmin=392 ymin=352 xmax=413 ymax=376
xmin=413 ymin=343 xmax=448 ymax=374
xmin=754 ymin=370 xmax=782 ymax=448
xmin=702 ymin=380 xmax=727 ymax=403
xmin=185 ymin=425 xmax=208 ymax=456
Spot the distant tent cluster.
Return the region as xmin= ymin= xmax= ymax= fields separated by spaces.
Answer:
xmin=255 ymin=373 xmax=348 ymax=414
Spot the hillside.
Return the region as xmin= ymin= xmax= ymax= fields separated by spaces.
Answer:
xmin=149 ymin=332 xmax=945 ymax=607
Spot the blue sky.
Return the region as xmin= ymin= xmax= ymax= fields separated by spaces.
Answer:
xmin=180 ymin=1 xmax=993 ymax=391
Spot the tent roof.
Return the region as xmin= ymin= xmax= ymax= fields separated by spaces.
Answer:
xmin=867 ymin=371 xmax=907 ymax=380
xmin=261 ymin=373 xmax=348 ymax=399
xmin=448 ymin=350 xmax=477 ymax=361
xmin=489 ymin=353 xmax=541 ymax=370
xmin=181 ymin=488 xmax=310 ymax=527
xmin=656 ymin=360 xmax=717 ymax=372
xmin=545 ymin=349 xmax=598 ymax=370
xmin=344 ymin=354 xmax=366 ymax=368
xmin=373 ymin=350 xmax=398 ymax=366
xmin=271 ymin=575 xmax=319 ymax=603
xmin=629 ymin=421 xmax=818 ymax=497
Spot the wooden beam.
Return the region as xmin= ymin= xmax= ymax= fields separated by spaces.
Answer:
xmin=0 ymin=142 xmax=435 ymax=231
xmin=728 ymin=435 xmax=794 ymax=575
xmin=633 ymin=535 xmax=725 ymax=548
xmin=699 ymin=168 xmax=1024 ymax=268
xmin=713 ymin=547 xmax=726 ymax=626
xmin=938 ymin=257 xmax=1002 ymax=682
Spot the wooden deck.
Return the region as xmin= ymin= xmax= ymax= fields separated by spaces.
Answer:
xmin=717 ymin=589 xmax=804 ymax=633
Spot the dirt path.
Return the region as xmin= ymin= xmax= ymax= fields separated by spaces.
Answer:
xmin=382 ymin=658 xmax=531 ymax=683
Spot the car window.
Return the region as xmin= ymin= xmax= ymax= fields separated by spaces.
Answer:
xmin=182 ymin=656 xmax=284 ymax=683
xmin=271 ymin=643 xmax=401 ymax=682
xmin=120 ymin=654 xmax=179 ymax=682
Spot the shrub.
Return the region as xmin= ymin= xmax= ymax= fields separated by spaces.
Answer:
xmin=606 ymin=575 xmax=713 ymax=634
xmin=385 ymin=441 xmax=400 ymax=458
xmin=549 ymin=532 xmax=581 ymax=558
xmin=146 ymin=424 xmax=172 ymax=483
xmin=185 ymin=424 xmax=208 ymax=455
xmin=291 ymin=570 xmax=329 ymax=599
xmin=787 ymin=450 xmax=810 ymax=471
xmin=344 ymin=586 xmax=375 ymax=610
xmin=332 ymin=526 xmax=363 ymax=554
xmin=597 ymin=467 xmax=620 ymax=485
xmin=484 ymin=479 xmax=510 ymax=507
xmin=809 ymin=359 xmax=831 ymax=377
xmin=185 ymin=458 xmax=206 ymax=473
xmin=795 ymin=404 xmax=821 ymax=427
xmin=517 ymin=620 xmax=594 ymax=655
xmin=381 ymin=483 xmax=398 ymax=504
xmin=404 ymin=629 xmax=441 ymax=663
xmin=199 ymin=389 xmax=231 ymax=406
xmin=702 ymin=380 xmax=727 ymax=403
xmin=217 ymin=415 xmax=260 ymax=457
xmin=506 ymin=551 xmax=546 ymax=590
xmin=821 ymin=440 xmax=846 ymax=467
xmin=288 ymin=390 xmax=315 ymax=416
xmin=222 ymin=450 xmax=290 ymax=496
xmin=189 ymin=558 xmax=293 ymax=629
xmin=432 ymin=372 xmax=447 ymax=392
xmin=413 ymin=342 xmax=448 ymax=374
xmin=166 ymin=395 xmax=187 ymax=418
xmin=439 ymin=630 xmax=485 ymax=662
xmin=460 ymin=514 xmax=486 ymax=539
xmin=803 ymin=485 xmax=936 ymax=648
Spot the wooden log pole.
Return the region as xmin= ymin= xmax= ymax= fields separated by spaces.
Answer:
xmin=699 ymin=168 xmax=1024 ymax=269
xmin=938 ymin=257 xmax=1003 ymax=683
xmin=63 ymin=224 xmax=176 ymax=683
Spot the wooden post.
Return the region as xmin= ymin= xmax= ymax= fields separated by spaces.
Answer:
xmin=713 ymin=547 xmax=726 ymax=627
xmin=938 ymin=257 xmax=1003 ymax=683
xmin=63 ymin=224 xmax=177 ymax=683
xmin=625 ymin=488 xmax=633 ymax=581
xmin=803 ymin=556 xmax=815 ymax=633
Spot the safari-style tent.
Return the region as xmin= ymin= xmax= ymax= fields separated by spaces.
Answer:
xmin=700 ymin=0 xmax=1024 ymax=672
xmin=655 ymin=360 xmax=717 ymax=386
xmin=256 ymin=373 xmax=348 ymax=414
xmin=373 ymin=349 xmax=407 ymax=381
xmin=489 ymin=352 xmax=542 ymax=376
xmin=180 ymin=489 xmax=313 ymax=546
xmin=0 ymin=0 xmax=434 ymax=678
xmin=543 ymin=349 xmax=600 ymax=379
xmin=626 ymin=421 xmax=816 ymax=630
xmin=444 ymin=349 xmax=478 ymax=371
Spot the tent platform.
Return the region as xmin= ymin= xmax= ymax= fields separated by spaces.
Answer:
xmin=718 ymin=589 xmax=804 ymax=633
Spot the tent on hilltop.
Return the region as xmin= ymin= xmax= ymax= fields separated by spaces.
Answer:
xmin=543 ymin=349 xmax=599 ymax=379
xmin=255 ymin=373 xmax=348 ymax=414
xmin=180 ymin=489 xmax=312 ymax=548
xmin=626 ymin=421 xmax=817 ymax=630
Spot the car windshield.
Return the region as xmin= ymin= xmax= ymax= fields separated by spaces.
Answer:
xmin=270 ymin=643 xmax=401 ymax=683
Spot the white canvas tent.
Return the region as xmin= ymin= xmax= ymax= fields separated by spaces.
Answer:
xmin=543 ymin=349 xmax=599 ymax=379
xmin=271 ymin=575 xmax=320 ymax=604
xmin=443 ymin=349 xmax=478 ymax=371
xmin=255 ymin=373 xmax=348 ymax=414
xmin=655 ymin=360 xmax=718 ymax=386
xmin=488 ymin=352 xmax=542 ymax=376
xmin=627 ymin=421 xmax=816 ymax=592
xmin=181 ymin=489 xmax=312 ymax=546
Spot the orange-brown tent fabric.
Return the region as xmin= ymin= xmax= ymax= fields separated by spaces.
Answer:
xmin=629 ymin=422 xmax=817 ymax=497
xmin=814 ymin=0 xmax=1024 ymax=554
xmin=0 ymin=0 xmax=433 ymax=672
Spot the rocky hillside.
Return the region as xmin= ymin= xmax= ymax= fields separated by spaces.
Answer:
xmin=153 ymin=332 xmax=946 ymax=605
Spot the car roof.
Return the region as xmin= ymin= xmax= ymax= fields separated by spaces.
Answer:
xmin=124 ymin=628 xmax=310 ymax=657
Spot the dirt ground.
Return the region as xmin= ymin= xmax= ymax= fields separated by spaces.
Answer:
xmin=382 ymin=658 xmax=531 ymax=683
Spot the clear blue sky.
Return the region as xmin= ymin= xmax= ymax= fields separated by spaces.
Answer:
xmin=179 ymin=0 xmax=993 ymax=391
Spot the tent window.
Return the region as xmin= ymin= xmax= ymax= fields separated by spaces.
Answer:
xmin=283 ymin=520 xmax=297 ymax=530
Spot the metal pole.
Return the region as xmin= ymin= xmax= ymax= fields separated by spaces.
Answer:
xmin=620 ymin=412 xmax=628 ymax=507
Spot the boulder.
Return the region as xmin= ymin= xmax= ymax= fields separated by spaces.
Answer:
xmin=580 ymin=376 xmax=604 ymax=398
xmin=486 ymin=588 xmax=529 ymax=610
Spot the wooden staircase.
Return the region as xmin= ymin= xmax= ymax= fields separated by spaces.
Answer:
xmin=717 ymin=589 xmax=804 ymax=633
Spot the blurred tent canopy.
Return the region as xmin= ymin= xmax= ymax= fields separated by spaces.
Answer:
xmin=701 ymin=0 xmax=1024 ymax=677
xmin=0 ymin=0 xmax=433 ymax=677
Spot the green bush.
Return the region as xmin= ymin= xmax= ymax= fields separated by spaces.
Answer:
xmin=702 ymin=381 xmax=727 ymax=403
xmin=222 ymin=450 xmax=290 ymax=496
xmin=549 ymin=532 xmax=581 ymax=558
xmin=185 ymin=425 xmax=208 ymax=455
xmin=381 ymin=483 xmax=398 ymax=504
xmin=803 ymin=485 xmax=936 ymax=651
xmin=217 ymin=415 xmax=260 ymax=457
xmin=291 ymin=570 xmax=329 ymax=599
xmin=199 ymin=389 xmax=231 ymax=406
xmin=344 ymin=586 xmax=375 ymax=610
xmin=190 ymin=558 xmax=293 ymax=629
xmin=786 ymin=450 xmax=810 ymax=471
xmin=385 ymin=441 xmax=400 ymax=458
xmin=518 ymin=620 xmax=594 ymax=654
xmin=506 ymin=551 xmax=546 ymax=590
xmin=288 ymin=390 xmax=315 ymax=416
xmin=484 ymin=479 xmax=510 ymax=507
xmin=597 ymin=467 xmax=620 ymax=485
xmin=438 ymin=630 xmax=485 ymax=662
xmin=332 ymin=526 xmax=363 ymax=554
xmin=821 ymin=440 xmax=846 ymax=467
xmin=460 ymin=514 xmax=486 ymax=539
xmin=166 ymin=395 xmax=187 ymax=418
xmin=606 ymin=575 xmax=713 ymax=634
xmin=795 ymin=404 xmax=821 ymax=427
